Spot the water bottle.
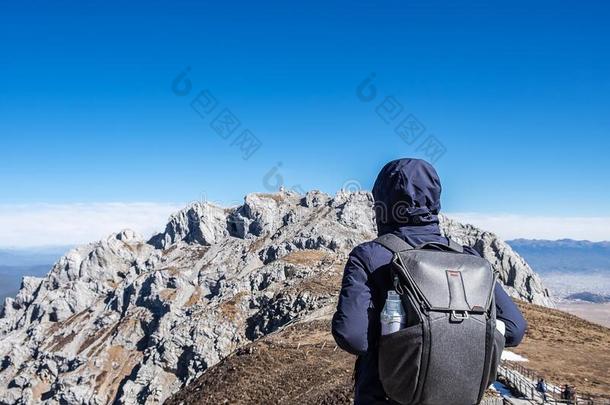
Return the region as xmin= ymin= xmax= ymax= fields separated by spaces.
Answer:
xmin=496 ymin=319 xmax=506 ymax=336
xmin=381 ymin=290 xmax=407 ymax=335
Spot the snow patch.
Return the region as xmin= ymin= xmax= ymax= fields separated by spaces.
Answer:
xmin=491 ymin=381 xmax=513 ymax=398
xmin=502 ymin=350 xmax=528 ymax=362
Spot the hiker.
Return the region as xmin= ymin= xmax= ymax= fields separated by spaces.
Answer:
xmin=561 ymin=384 xmax=569 ymax=400
xmin=332 ymin=158 xmax=527 ymax=405
xmin=536 ymin=378 xmax=548 ymax=402
xmin=561 ymin=384 xmax=576 ymax=404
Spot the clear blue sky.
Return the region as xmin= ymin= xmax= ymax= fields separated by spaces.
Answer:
xmin=1 ymin=0 xmax=609 ymax=216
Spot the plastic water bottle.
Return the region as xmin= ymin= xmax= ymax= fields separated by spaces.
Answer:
xmin=381 ymin=290 xmax=407 ymax=335
xmin=496 ymin=319 xmax=506 ymax=336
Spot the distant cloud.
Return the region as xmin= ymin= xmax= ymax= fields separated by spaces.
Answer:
xmin=447 ymin=213 xmax=610 ymax=242
xmin=0 ymin=203 xmax=184 ymax=248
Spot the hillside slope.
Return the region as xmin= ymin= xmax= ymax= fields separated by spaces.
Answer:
xmin=165 ymin=318 xmax=354 ymax=405
xmin=0 ymin=191 xmax=552 ymax=404
xmin=167 ymin=302 xmax=610 ymax=403
xmin=512 ymin=302 xmax=610 ymax=399
xmin=167 ymin=302 xmax=610 ymax=404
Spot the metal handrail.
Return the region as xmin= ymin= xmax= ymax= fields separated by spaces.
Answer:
xmin=480 ymin=397 xmax=506 ymax=405
xmin=498 ymin=361 xmax=605 ymax=405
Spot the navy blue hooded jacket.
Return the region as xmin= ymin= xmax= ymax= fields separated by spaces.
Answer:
xmin=331 ymin=158 xmax=527 ymax=404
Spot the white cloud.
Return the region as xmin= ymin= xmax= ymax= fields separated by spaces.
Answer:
xmin=446 ymin=213 xmax=610 ymax=242
xmin=0 ymin=203 xmax=184 ymax=248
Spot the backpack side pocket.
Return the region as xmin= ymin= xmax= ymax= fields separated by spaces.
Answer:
xmin=487 ymin=328 xmax=505 ymax=385
xmin=378 ymin=324 xmax=423 ymax=404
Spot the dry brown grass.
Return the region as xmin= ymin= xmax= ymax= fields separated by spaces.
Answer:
xmin=162 ymin=244 xmax=178 ymax=256
xmin=257 ymin=193 xmax=285 ymax=203
xmin=31 ymin=381 xmax=51 ymax=401
xmin=165 ymin=320 xmax=354 ymax=405
xmin=48 ymin=330 xmax=78 ymax=352
xmin=189 ymin=246 xmax=210 ymax=260
xmin=158 ymin=266 xmax=180 ymax=277
xmin=159 ymin=288 xmax=177 ymax=301
xmin=248 ymin=235 xmax=269 ymax=254
xmin=46 ymin=310 xmax=91 ymax=335
xmin=88 ymin=310 xmax=145 ymax=358
xmin=167 ymin=300 xmax=610 ymax=403
xmin=219 ymin=291 xmax=249 ymax=321
xmin=284 ymin=265 xmax=343 ymax=296
xmin=166 ymin=319 xmax=500 ymax=405
xmin=78 ymin=325 xmax=112 ymax=354
xmin=184 ymin=288 xmax=202 ymax=307
xmin=93 ymin=345 xmax=142 ymax=402
xmin=280 ymin=249 xmax=329 ymax=266
xmin=512 ymin=301 xmax=610 ymax=399
xmin=120 ymin=241 xmax=145 ymax=255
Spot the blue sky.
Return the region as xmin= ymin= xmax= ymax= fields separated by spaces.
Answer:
xmin=1 ymin=1 xmax=609 ymax=245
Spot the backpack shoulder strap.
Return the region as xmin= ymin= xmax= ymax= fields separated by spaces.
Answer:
xmin=414 ymin=238 xmax=465 ymax=254
xmin=375 ymin=234 xmax=464 ymax=254
xmin=447 ymin=238 xmax=464 ymax=253
xmin=374 ymin=233 xmax=413 ymax=253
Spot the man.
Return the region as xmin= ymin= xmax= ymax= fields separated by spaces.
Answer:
xmin=536 ymin=378 xmax=548 ymax=402
xmin=332 ymin=158 xmax=527 ymax=404
xmin=561 ymin=384 xmax=576 ymax=404
xmin=561 ymin=384 xmax=570 ymax=401
xmin=567 ymin=385 xmax=576 ymax=405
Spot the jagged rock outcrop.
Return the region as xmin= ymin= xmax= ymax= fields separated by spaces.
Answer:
xmin=0 ymin=191 xmax=552 ymax=404
xmin=439 ymin=215 xmax=552 ymax=305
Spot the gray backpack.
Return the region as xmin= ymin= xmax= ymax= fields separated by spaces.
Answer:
xmin=375 ymin=234 xmax=505 ymax=405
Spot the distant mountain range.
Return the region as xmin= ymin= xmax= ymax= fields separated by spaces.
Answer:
xmin=565 ymin=292 xmax=610 ymax=303
xmin=0 ymin=266 xmax=52 ymax=305
xmin=0 ymin=246 xmax=71 ymax=267
xmin=0 ymin=247 xmax=69 ymax=307
xmin=507 ymin=239 xmax=610 ymax=274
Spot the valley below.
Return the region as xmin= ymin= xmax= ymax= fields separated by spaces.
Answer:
xmin=555 ymin=301 xmax=610 ymax=328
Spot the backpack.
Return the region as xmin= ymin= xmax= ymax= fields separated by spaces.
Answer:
xmin=374 ymin=233 xmax=505 ymax=405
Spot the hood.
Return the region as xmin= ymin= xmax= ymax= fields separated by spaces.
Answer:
xmin=372 ymin=158 xmax=441 ymax=235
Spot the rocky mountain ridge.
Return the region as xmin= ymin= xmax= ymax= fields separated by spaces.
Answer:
xmin=0 ymin=191 xmax=552 ymax=404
